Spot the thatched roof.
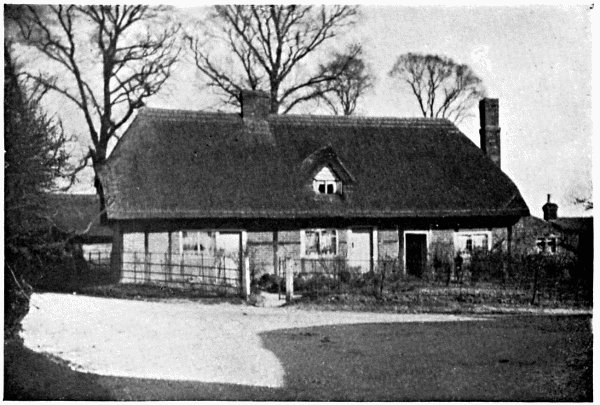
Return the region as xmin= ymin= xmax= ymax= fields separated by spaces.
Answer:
xmin=98 ymin=108 xmax=529 ymax=221
xmin=45 ymin=194 xmax=112 ymax=240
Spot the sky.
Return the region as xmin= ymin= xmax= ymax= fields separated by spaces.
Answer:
xmin=20 ymin=4 xmax=595 ymax=218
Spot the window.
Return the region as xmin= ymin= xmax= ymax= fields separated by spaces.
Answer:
xmin=536 ymin=237 xmax=557 ymax=254
xmin=302 ymin=229 xmax=338 ymax=257
xmin=179 ymin=230 xmax=212 ymax=254
xmin=182 ymin=231 xmax=201 ymax=252
xmin=313 ymin=166 xmax=342 ymax=195
xmin=455 ymin=231 xmax=491 ymax=255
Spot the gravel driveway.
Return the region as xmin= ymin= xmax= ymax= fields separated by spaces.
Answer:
xmin=21 ymin=293 xmax=481 ymax=388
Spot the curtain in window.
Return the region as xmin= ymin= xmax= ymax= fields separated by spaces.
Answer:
xmin=305 ymin=231 xmax=320 ymax=255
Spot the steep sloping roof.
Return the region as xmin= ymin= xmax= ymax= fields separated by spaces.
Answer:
xmin=45 ymin=194 xmax=112 ymax=239
xmin=550 ymin=217 xmax=593 ymax=233
xmin=99 ymin=108 xmax=529 ymax=220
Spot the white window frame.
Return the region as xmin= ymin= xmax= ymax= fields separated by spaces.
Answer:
xmin=179 ymin=230 xmax=204 ymax=254
xmin=313 ymin=180 xmax=340 ymax=195
xmin=536 ymin=236 xmax=558 ymax=254
xmin=300 ymin=229 xmax=339 ymax=258
xmin=312 ymin=166 xmax=342 ymax=195
xmin=453 ymin=230 xmax=492 ymax=254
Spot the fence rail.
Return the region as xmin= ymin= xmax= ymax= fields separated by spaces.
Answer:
xmin=275 ymin=254 xmax=592 ymax=306
xmin=118 ymin=251 xmax=240 ymax=294
xmin=69 ymin=250 xmax=591 ymax=306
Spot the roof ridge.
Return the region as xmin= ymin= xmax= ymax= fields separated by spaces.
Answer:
xmin=139 ymin=107 xmax=240 ymax=120
xmin=273 ymin=113 xmax=451 ymax=123
xmin=138 ymin=107 xmax=456 ymax=127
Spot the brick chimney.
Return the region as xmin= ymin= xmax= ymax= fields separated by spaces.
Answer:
xmin=542 ymin=194 xmax=558 ymax=221
xmin=241 ymin=90 xmax=270 ymax=118
xmin=479 ymin=98 xmax=501 ymax=167
xmin=240 ymin=89 xmax=274 ymax=145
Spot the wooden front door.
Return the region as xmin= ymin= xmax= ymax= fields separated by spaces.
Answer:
xmin=405 ymin=233 xmax=427 ymax=278
xmin=348 ymin=229 xmax=371 ymax=273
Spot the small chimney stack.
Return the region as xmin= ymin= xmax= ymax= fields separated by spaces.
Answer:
xmin=240 ymin=89 xmax=274 ymax=145
xmin=479 ymin=98 xmax=501 ymax=167
xmin=542 ymin=194 xmax=558 ymax=221
xmin=241 ymin=90 xmax=270 ymax=118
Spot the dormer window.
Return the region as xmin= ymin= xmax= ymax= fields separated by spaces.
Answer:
xmin=313 ymin=166 xmax=342 ymax=195
xmin=301 ymin=145 xmax=355 ymax=198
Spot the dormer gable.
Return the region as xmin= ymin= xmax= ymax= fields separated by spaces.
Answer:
xmin=300 ymin=145 xmax=355 ymax=197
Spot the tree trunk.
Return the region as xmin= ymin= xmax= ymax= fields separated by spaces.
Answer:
xmin=93 ymin=165 xmax=107 ymax=224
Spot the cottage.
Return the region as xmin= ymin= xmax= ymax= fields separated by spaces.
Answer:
xmin=513 ymin=195 xmax=593 ymax=266
xmin=98 ymin=91 xmax=529 ymax=290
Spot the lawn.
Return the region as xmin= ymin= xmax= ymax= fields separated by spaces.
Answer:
xmin=4 ymin=314 xmax=591 ymax=401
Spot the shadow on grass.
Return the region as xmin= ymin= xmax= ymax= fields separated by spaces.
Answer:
xmin=258 ymin=315 xmax=592 ymax=401
xmin=5 ymin=315 xmax=592 ymax=401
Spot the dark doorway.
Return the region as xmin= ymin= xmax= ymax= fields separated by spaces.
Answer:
xmin=405 ymin=233 xmax=427 ymax=277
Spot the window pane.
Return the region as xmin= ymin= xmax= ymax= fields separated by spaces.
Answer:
xmin=473 ymin=234 xmax=488 ymax=251
xmin=548 ymin=238 xmax=557 ymax=253
xmin=466 ymin=238 xmax=473 ymax=252
xmin=318 ymin=183 xmax=326 ymax=193
xmin=182 ymin=231 xmax=199 ymax=252
xmin=536 ymin=238 xmax=545 ymax=253
xmin=320 ymin=230 xmax=337 ymax=255
xmin=326 ymin=183 xmax=334 ymax=194
xmin=305 ymin=231 xmax=320 ymax=255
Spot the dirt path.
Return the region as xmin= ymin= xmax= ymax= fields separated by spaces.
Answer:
xmin=21 ymin=293 xmax=485 ymax=388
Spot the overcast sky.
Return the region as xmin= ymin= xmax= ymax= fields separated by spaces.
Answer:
xmin=41 ymin=4 xmax=594 ymax=218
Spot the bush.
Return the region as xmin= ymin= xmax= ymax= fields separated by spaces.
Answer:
xmin=294 ymin=273 xmax=339 ymax=295
xmin=4 ymin=267 xmax=32 ymax=340
xmin=470 ymin=249 xmax=507 ymax=283
xmin=257 ymin=273 xmax=284 ymax=293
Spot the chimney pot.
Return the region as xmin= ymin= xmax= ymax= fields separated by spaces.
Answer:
xmin=479 ymin=98 xmax=501 ymax=168
xmin=542 ymin=195 xmax=558 ymax=221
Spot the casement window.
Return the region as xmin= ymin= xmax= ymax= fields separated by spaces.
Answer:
xmin=179 ymin=231 xmax=214 ymax=254
xmin=536 ymin=237 xmax=557 ymax=254
xmin=455 ymin=231 xmax=491 ymax=254
xmin=181 ymin=231 xmax=201 ymax=252
xmin=302 ymin=229 xmax=338 ymax=257
xmin=313 ymin=166 xmax=342 ymax=195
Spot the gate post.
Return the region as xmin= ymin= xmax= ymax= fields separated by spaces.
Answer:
xmin=241 ymin=256 xmax=251 ymax=300
xmin=285 ymin=260 xmax=294 ymax=303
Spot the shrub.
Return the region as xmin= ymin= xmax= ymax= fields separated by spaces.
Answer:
xmin=257 ymin=273 xmax=284 ymax=293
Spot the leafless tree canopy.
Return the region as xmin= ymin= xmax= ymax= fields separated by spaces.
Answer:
xmin=389 ymin=53 xmax=486 ymax=124
xmin=187 ymin=5 xmax=358 ymax=114
xmin=315 ymin=44 xmax=373 ymax=115
xmin=9 ymin=5 xmax=181 ymax=202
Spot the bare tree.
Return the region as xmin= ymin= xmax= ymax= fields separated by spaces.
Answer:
xmin=389 ymin=53 xmax=486 ymax=124
xmin=187 ymin=5 xmax=358 ymax=114
xmin=315 ymin=44 xmax=373 ymax=115
xmin=8 ymin=5 xmax=181 ymax=211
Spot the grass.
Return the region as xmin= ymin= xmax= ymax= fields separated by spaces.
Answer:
xmin=70 ymin=283 xmax=245 ymax=303
xmin=4 ymin=315 xmax=591 ymax=401
xmin=291 ymin=282 xmax=592 ymax=313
